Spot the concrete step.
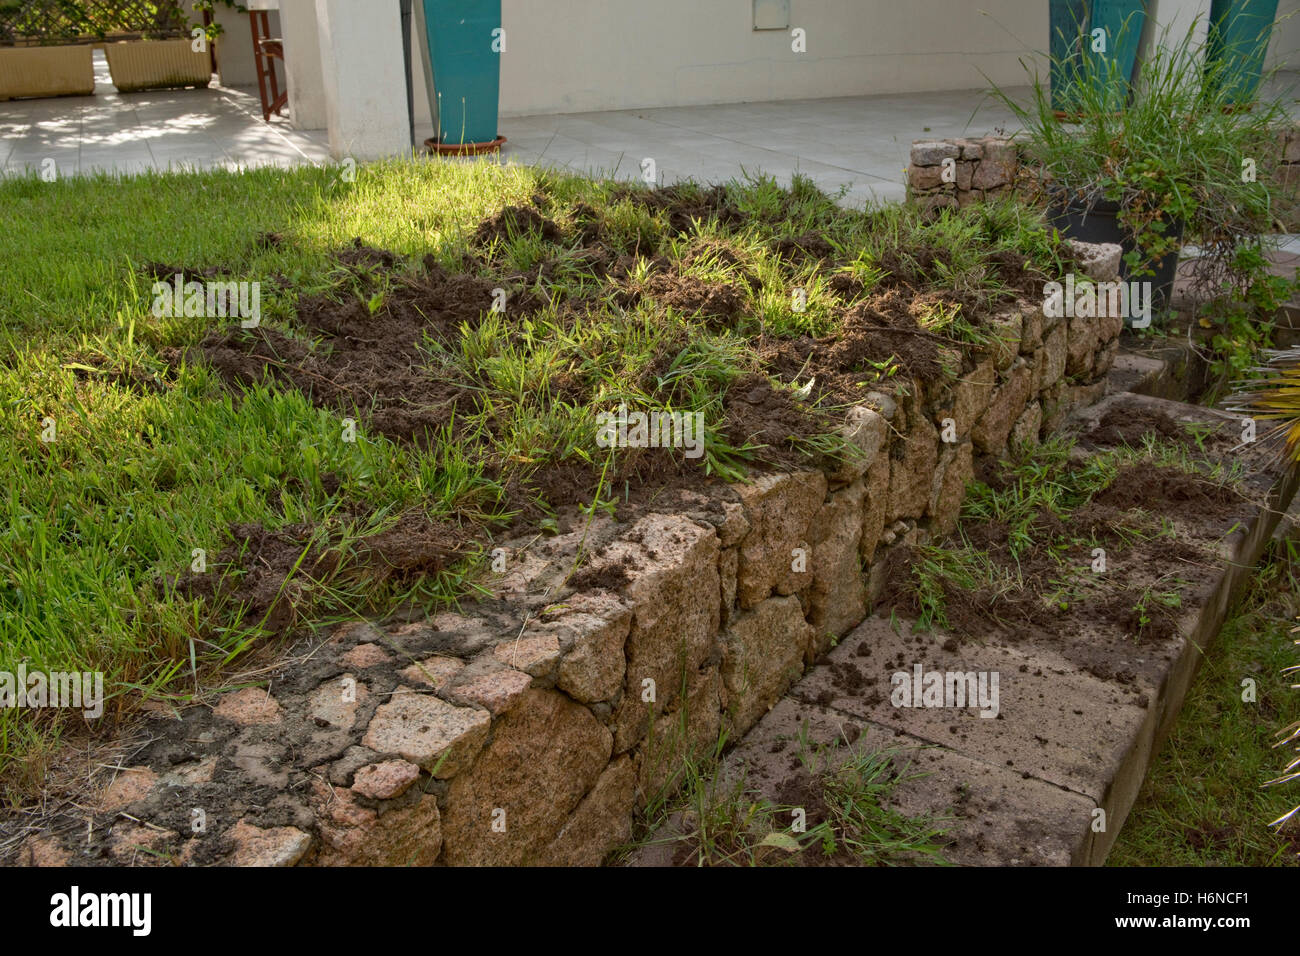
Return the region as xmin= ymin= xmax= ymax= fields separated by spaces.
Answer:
xmin=635 ymin=391 xmax=1296 ymax=866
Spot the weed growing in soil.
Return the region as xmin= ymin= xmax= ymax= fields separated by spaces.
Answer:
xmin=624 ymin=723 xmax=950 ymax=867
xmin=884 ymin=414 xmax=1245 ymax=640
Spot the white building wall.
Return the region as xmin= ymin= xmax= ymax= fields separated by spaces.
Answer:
xmin=1268 ymin=0 xmax=1300 ymax=67
xmin=483 ymin=0 xmax=1048 ymax=117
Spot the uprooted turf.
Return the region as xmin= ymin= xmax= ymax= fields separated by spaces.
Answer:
xmin=0 ymin=157 xmax=1074 ymax=796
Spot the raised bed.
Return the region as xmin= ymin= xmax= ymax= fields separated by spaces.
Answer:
xmin=11 ymin=241 xmax=1141 ymax=868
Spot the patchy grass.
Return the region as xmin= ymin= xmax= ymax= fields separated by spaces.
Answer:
xmin=0 ymin=157 xmax=1069 ymax=797
xmin=621 ymin=723 xmax=950 ymax=867
xmin=1108 ymin=538 xmax=1300 ymax=867
xmin=897 ymin=427 xmax=1245 ymax=634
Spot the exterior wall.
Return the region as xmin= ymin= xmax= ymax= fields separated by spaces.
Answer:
xmin=280 ymin=0 xmax=327 ymax=129
xmin=491 ymin=0 xmax=1048 ymax=116
xmin=295 ymin=2 xmax=1299 ymax=150
xmin=213 ymin=5 xmax=279 ymax=88
xmin=314 ymin=0 xmax=410 ymax=159
xmin=1268 ymin=0 xmax=1300 ymax=68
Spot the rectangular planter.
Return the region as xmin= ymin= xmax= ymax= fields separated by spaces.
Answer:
xmin=104 ymin=38 xmax=211 ymax=92
xmin=0 ymin=45 xmax=94 ymax=101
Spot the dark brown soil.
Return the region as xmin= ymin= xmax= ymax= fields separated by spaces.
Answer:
xmin=878 ymin=457 xmax=1241 ymax=659
xmin=1088 ymin=406 xmax=1191 ymax=448
xmin=1091 ymin=462 xmax=1241 ymax=515
xmin=622 ymin=271 xmax=748 ymax=327
xmin=178 ymin=225 xmax=837 ymax=528
xmin=189 ymin=252 xmax=514 ymax=446
xmin=473 ymin=205 xmax=562 ymax=246
xmin=760 ymin=288 xmax=951 ymax=400
xmin=722 ymin=373 xmax=835 ymax=470
xmin=173 ymin=512 xmax=469 ymax=634
xmin=773 ymin=233 xmax=834 ymax=262
xmin=612 ymin=182 xmax=746 ymax=234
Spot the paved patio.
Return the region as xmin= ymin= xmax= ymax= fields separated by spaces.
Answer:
xmin=0 ymin=50 xmax=1026 ymax=202
xmin=0 ymin=50 xmax=331 ymax=177
xmin=3 ymin=57 xmax=1298 ymax=208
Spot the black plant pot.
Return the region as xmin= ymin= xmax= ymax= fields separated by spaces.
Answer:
xmin=1047 ymin=194 xmax=1183 ymax=320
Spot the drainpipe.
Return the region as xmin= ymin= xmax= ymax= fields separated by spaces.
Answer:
xmin=401 ymin=0 xmax=414 ymax=149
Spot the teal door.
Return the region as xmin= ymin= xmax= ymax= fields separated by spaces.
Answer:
xmin=1205 ymin=0 xmax=1280 ymax=106
xmin=1050 ymin=0 xmax=1147 ymax=114
xmin=1086 ymin=0 xmax=1146 ymax=111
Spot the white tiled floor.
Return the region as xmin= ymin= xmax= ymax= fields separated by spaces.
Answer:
xmin=5 ymin=54 xmax=1298 ymax=210
xmin=486 ymin=87 xmax=1031 ymax=207
xmin=0 ymin=50 xmax=330 ymax=177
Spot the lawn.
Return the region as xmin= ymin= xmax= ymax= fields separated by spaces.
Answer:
xmin=0 ymin=157 xmax=1064 ymax=798
xmin=1108 ymin=537 xmax=1300 ymax=866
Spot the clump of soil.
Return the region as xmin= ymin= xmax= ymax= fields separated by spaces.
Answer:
xmin=568 ymin=551 xmax=634 ymax=591
xmin=1090 ymin=462 xmax=1240 ymax=515
xmin=773 ymin=233 xmax=834 ymax=262
xmin=1088 ymin=406 xmax=1188 ymax=448
xmin=335 ymin=237 xmax=402 ymax=271
xmin=623 ymin=271 xmax=749 ymax=327
xmin=759 ymin=288 xmax=949 ymax=400
xmin=722 ymin=373 xmax=835 ymax=469
xmin=189 ymin=253 xmax=515 ymax=446
xmin=473 ymin=205 xmax=562 ymax=246
xmin=613 ymin=182 xmax=745 ymax=234
xmin=174 ymin=513 xmax=469 ymax=634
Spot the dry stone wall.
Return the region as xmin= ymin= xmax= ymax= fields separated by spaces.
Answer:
xmin=908 ymin=136 xmax=1024 ymax=211
xmin=910 ymin=127 xmax=1300 ymax=213
xmin=19 ymin=244 xmax=1128 ymax=868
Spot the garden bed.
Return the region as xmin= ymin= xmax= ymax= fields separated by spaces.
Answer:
xmin=4 ymin=185 xmax=1132 ymax=864
xmin=629 ymin=392 xmax=1296 ymax=866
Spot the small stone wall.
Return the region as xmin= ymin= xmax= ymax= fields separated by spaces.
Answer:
xmin=17 ymin=245 xmax=1128 ymax=868
xmin=909 ymin=127 xmax=1300 ymax=214
xmin=908 ymin=137 xmax=1023 ymax=211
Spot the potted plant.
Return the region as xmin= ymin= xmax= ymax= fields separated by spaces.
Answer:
xmin=992 ymin=17 xmax=1288 ymax=317
xmin=0 ymin=0 xmax=95 ymax=100
xmin=103 ymin=1 xmax=212 ymax=93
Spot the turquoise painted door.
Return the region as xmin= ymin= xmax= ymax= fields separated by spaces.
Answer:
xmin=1086 ymin=0 xmax=1146 ymax=111
xmin=1206 ymin=0 xmax=1280 ymax=105
xmin=1050 ymin=0 xmax=1146 ymax=114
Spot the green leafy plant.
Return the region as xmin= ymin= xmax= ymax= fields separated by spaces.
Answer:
xmin=993 ymin=17 xmax=1287 ymax=279
xmin=992 ymin=14 xmax=1299 ymax=388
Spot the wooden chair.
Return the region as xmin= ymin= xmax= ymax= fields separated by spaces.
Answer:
xmin=250 ymin=9 xmax=287 ymax=122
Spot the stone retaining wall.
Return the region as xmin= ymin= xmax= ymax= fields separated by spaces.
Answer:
xmin=17 ymin=245 xmax=1128 ymax=868
xmin=909 ymin=127 xmax=1300 ymax=213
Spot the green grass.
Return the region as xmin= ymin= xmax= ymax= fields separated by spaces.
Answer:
xmin=1108 ymin=538 xmax=1300 ymax=867
xmin=0 ymin=157 xmax=1068 ymax=797
xmin=622 ymin=723 xmax=950 ymax=867
xmin=906 ymin=429 xmax=1246 ymax=632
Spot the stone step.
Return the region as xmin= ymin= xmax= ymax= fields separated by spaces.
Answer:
xmin=638 ymin=392 xmax=1296 ymax=866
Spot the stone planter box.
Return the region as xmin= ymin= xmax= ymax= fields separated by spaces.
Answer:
xmin=0 ymin=45 xmax=94 ymax=101
xmin=104 ymin=38 xmax=211 ymax=93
